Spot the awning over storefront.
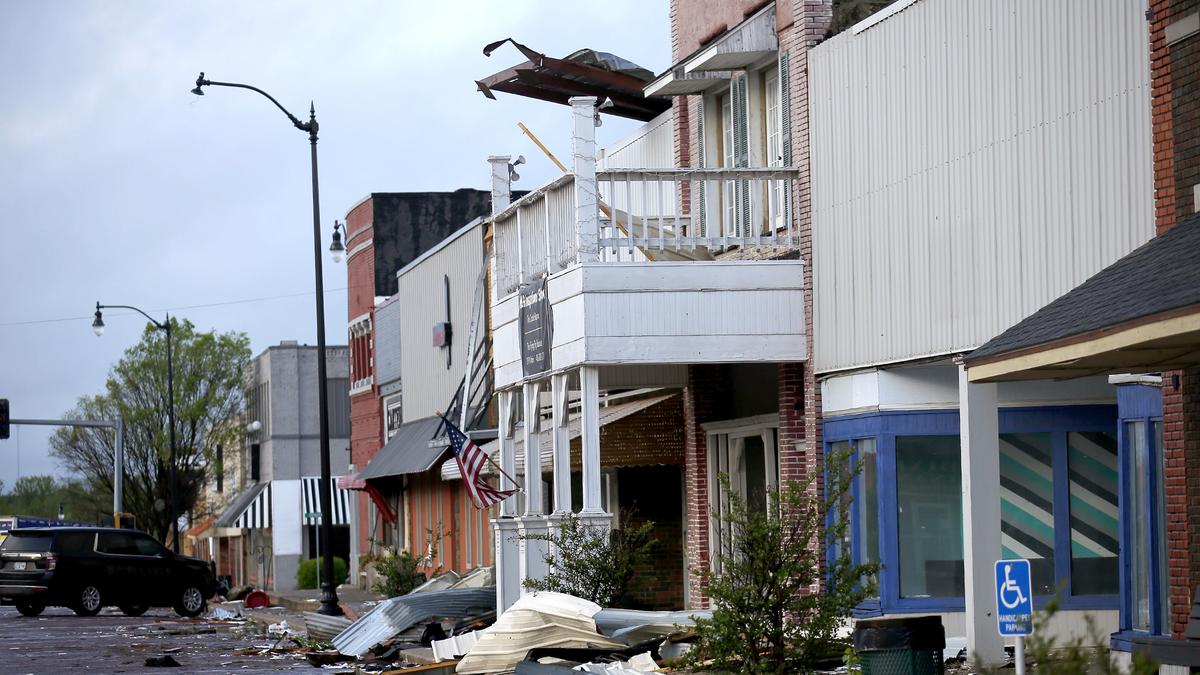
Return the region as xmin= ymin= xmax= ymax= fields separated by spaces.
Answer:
xmin=212 ymin=482 xmax=271 ymax=530
xmin=441 ymin=392 xmax=680 ymax=480
xmin=359 ymin=416 xmax=448 ymax=480
xmin=301 ymin=476 xmax=353 ymax=526
xmin=965 ymin=216 xmax=1200 ymax=382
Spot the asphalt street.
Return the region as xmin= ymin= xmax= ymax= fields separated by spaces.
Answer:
xmin=0 ymin=606 xmax=313 ymax=674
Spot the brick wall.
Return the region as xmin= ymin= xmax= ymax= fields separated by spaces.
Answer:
xmin=1150 ymin=0 xmax=1200 ymax=638
xmin=682 ymin=364 xmax=727 ymax=608
xmin=618 ymin=465 xmax=685 ymax=610
xmin=345 ymin=197 xmax=382 ymax=558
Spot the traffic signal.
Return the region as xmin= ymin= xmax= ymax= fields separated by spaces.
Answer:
xmin=0 ymin=399 xmax=8 ymax=440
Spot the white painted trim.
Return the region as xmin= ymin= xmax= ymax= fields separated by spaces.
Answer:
xmin=343 ymin=194 xmax=373 ymax=220
xmin=1108 ymin=374 xmax=1164 ymax=386
xmin=702 ymin=413 xmax=779 ymax=434
xmin=852 ymin=0 xmax=921 ymax=34
xmin=347 ymin=239 xmax=373 ymax=261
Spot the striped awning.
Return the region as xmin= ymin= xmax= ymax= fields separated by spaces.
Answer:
xmin=302 ymin=476 xmax=352 ymax=526
xmin=212 ymin=482 xmax=272 ymax=530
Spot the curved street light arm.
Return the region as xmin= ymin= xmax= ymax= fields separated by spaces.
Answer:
xmin=96 ymin=302 xmax=168 ymax=331
xmin=194 ymin=73 xmax=312 ymax=134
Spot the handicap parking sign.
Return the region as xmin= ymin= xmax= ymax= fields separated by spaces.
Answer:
xmin=995 ymin=559 xmax=1033 ymax=636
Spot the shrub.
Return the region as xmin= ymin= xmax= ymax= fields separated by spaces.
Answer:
xmin=520 ymin=512 xmax=657 ymax=606
xmin=684 ymin=445 xmax=879 ymax=674
xmin=295 ymin=556 xmax=348 ymax=590
xmin=369 ymin=548 xmax=427 ymax=598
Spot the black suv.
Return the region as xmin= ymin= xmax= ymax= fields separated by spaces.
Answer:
xmin=0 ymin=527 xmax=216 ymax=618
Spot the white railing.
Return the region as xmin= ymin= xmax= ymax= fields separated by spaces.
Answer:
xmin=598 ymin=167 xmax=798 ymax=254
xmin=492 ymin=167 xmax=799 ymax=297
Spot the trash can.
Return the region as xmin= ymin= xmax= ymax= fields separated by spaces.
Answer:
xmin=852 ymin=615 xmax=945 ymax=675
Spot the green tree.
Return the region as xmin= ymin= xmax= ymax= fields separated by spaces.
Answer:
xmin=0 ymin=475 xmax=110 ymax=522
xmin=50 ymin=319 xmax=250 ymax=543
xmin=685 ymin=446 xmax=878 ymax=674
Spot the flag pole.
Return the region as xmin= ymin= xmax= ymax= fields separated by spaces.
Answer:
xmin=438 ymin=413 xmax=524 ymax=491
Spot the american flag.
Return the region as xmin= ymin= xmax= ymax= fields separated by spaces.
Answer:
xmin=442 ymin=416 xmax=517 ymax=509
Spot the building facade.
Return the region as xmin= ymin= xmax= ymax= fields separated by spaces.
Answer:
xmin=341 ymin=190 xmax=494 ymax=579
xmin=206 ymin=341 xmax=352 ymax=591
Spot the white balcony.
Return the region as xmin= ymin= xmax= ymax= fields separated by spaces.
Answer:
xmin=489 ymin=163 xmax=806 ymax=391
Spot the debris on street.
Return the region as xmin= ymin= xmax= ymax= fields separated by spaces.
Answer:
xmin=331 ymin=587 xmax=495 ymax=657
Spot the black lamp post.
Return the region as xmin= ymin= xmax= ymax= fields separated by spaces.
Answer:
xmin=92 ymin=302 xmax=179 ymax=553
xmin=192 ymin=72 xmax=344 ymax=616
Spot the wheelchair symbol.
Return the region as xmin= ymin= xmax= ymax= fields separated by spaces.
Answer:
xmin=999 ymin=563 xmax=1028 ymax=609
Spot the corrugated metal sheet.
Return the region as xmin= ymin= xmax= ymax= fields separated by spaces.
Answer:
xmin=809 ymin=0 xmax=1154 ymax=373
xmin=375 ymin=297 xmax=402 ymax=387
xmin=397 ymin=224 xmax=484 ymax=420
xmin=331 ymin=587 xmax=495 ymax=657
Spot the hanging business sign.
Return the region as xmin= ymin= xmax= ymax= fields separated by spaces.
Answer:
xmin=519 ymin=277 xmax=552 ymax=377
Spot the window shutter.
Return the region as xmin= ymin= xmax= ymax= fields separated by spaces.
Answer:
xmin=731 ymin=74 xmax=750 ymax=236
xmin=696 ymin=97 xmax=706 ymax=238
xmin=778 ymin=51 xmax=793 ymax=230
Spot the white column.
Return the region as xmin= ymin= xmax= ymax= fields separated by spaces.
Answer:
xmin=523 ymin=381 xmax=544 ymax=515
xmin=498 ymin=390 xmax=518 ymax=518
xmin=551 ymin=372 xmax=572 ymax=514
xmin=569 ymin=97 xmax=599 ymax=263
xmin=488 ymin=155 xmax=512 ymax=215
xmin=579 ymin=366 xmax=604 ymax=515
xmin=958 ymin=363 xmax=1005 ymax=666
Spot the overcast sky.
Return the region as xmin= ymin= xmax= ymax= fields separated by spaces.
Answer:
xmin=0 ymin=1 xmax=669 ymax=491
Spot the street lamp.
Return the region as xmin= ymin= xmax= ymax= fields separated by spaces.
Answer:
xmin=92 ymin=301 xmax=179 ymax=553
xmin=192 ymin=71 xmax=344 ymax=616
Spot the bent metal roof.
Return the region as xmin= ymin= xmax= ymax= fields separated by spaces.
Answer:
xmin=475 ymin=38 xmax=670 ymax=122
xmin=965 ymin=215 xmax=1200 ymax=382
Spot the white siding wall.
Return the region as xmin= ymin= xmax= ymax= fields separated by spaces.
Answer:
xmin=397 ymin=226 xmax=484 ymax=420
xmin=810 ymin=0 xmax=1154 ymax=373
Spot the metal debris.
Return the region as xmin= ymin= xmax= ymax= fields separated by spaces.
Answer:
xmin=331 ymin=587 xmax=495 ymax=657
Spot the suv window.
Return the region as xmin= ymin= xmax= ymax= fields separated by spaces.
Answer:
xmin=55 ymin=531 xmax=96 ymax=554
xmin=133 ymin=535 xmax=164 ymax=557
xmin=97 ymin=532 xmax=138 ymax=555
xmin=0 ymin=533 xmax=52 ymax=552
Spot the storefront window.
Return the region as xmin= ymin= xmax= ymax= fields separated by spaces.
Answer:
xmin=999 ymin=433 xmax=1055 ymax=595
xmin=896 ymin=436 xmax=963 ymax=598
xmin=1127 ymin=422 xmax=1150 ymax=629
xmin=1068 ymin=431 xmax=1119 ymax=596
xmin=857 ymin=438 xmax=879 ymax=566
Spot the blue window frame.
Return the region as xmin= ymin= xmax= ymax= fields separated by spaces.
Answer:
xmin=824 ymin=405 xmax=1118 ymax=616
xmin=1114 ymin=384 xmax=1168 ymax=638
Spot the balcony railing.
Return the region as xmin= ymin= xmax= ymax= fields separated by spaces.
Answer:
xmin=492 ymin=167 xmax=799 ymax=297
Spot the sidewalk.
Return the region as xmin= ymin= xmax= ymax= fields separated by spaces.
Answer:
xmin=267 ymin=586 xmax=381 ymax=619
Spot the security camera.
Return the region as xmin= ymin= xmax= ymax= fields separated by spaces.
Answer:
xmin=598 ymin=97 xmax=615 ymax=110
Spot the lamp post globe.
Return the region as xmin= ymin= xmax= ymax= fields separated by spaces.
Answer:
xmin=92 ymin=308 xmax=105 ymax=337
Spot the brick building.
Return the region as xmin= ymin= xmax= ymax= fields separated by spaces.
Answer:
xmin=341 ymin=190 xmax=492 ymax=576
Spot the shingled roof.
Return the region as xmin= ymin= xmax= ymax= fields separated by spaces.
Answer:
xmin=967 ymin=214 xmax=1200 ymax=364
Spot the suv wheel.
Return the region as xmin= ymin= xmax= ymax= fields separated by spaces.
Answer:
xmin=15 ymin=602 xmax=45 ymax=617
xmin=174 ymin=584 xmax=206 ymax=618
xmin=119 ymin=604 xmax=149 ymax=617
xmin=72 ymin=584 xmax=103 ymax=616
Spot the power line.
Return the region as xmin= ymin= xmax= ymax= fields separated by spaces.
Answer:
xmin=0 ymin=285 xmax=366 ymax=328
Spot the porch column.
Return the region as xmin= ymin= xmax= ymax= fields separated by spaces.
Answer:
xmin=569 ymin=96 xmax=599 ymax=263
xmin=519 ymin=380 xmax=551 ymax=593
xmin=522 ymin=381 xmax=544 ymax=515
xmin=579 ymin=366 xmax=604 ymax=515
xmin=958 ymin=362 xmax=1004 ymax=666
xmin=494 ymin=388 xmax=521 ymax=611
xmin=551 ymin=372 xmax=572 ymax=514
xmin=488 ymin=155 xmax=512 ymax=214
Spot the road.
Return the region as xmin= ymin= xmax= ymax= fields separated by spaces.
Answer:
xmin=0 ymin=606 xmax=315 ymax=674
